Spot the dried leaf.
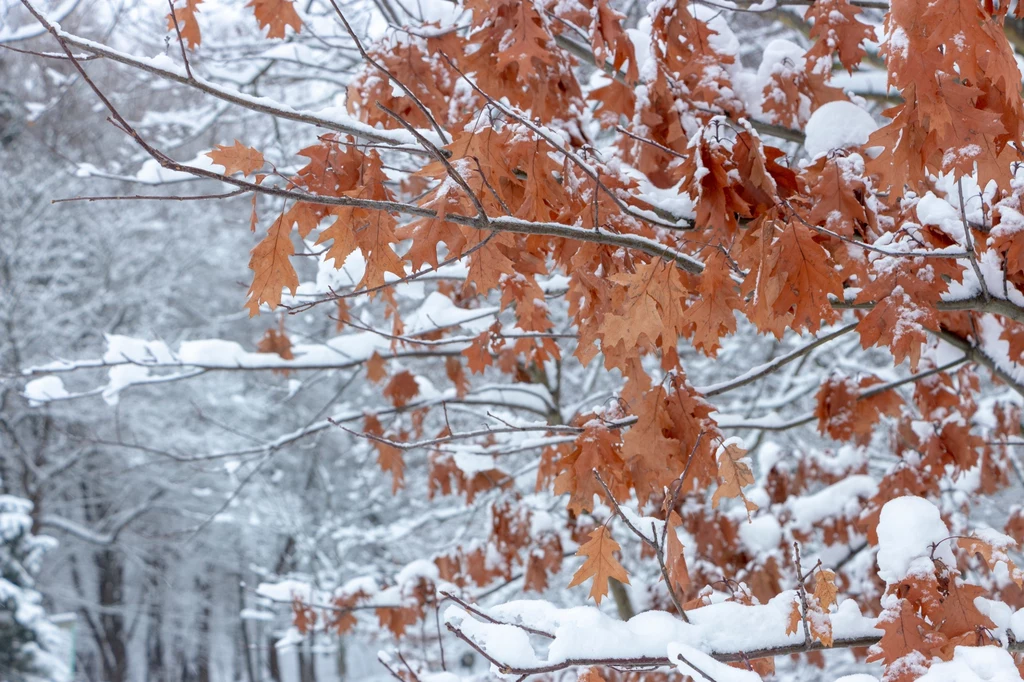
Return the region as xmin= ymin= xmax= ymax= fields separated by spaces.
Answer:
xmin=166 ymin=0 xmax=202 ymax=49
xmin=711 ymin=440 xmax=757 ymax=515
xmin=383 ymin=371 xmax=420 ymax=408
xmin=813 ymin=568 xmax=838 ymax=611
xmin=207 ymin=140 xmax=264 ymax=176
xmin=567 ymin=526 xmax=630 ymax=604
xmin=366 ymin=352 xmax=388 ymax=383
xmin=245 ymin=214 xmax=298 ymax=316
xmin=247 ymin=0 xmax=301 ymax=38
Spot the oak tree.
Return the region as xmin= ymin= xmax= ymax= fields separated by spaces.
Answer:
xmin=15 ymin=0 xmax=1024 ymax=678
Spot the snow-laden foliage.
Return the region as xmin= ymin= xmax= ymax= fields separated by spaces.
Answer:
xmin=10 ymin=0 xmax=1024 ymax=679
xmin=0 ymin=495 xmax=66 ymax=682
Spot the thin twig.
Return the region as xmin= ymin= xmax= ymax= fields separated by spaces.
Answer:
xmin=958 ymin=178 xmax=988 ymax=302
xmin=593 ymin=470 xmax=689 ymax=623
xmin=793 ymin=542 xmax=811 ymax=646
xmin=166 ymin=0 xmax=194 ymax=80
xmin=328 ymin=0 xmax=450 ymax=145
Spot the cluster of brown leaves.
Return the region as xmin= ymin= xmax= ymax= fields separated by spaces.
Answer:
xmin=168 ymin=0 xmax=301 ymax=48
xmin=867 ymin=535 xmax=1024 ymax=680
xmin=170 ymin=0 xmax=1024 ymax=671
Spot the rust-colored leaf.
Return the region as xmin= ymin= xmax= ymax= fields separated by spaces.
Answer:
xmin=248 ymin=0 xmax=301 ymax=38
xmin=567 ymin=526 xmax=630 ymax=605
xmin=207 ymin=141 xmax=264 ymax=176
xmin=167 ymin=0 xmax=203 ymax=49
xmin=245 ymin=214 xmax=298 ymax=316
xmin=711 ymin=440 xmax=758 ymax=515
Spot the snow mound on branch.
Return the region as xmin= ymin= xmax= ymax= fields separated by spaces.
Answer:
xmin=256 ymin=579 xmax=313 ymax=602
xmin=22 ymin=376 xmax=69 ymax=406
xmin=104 ymin=335 xmax=175 ymax=364
xmin=804 ymin=101 xmax=877 ymax=158
xmin=103 ymin=365 xmax=151 ymax=405
xmin=756 ymin=40 xmax=806 ymax=90
xmin=917 ymin=645 xmax=1022 ymax=681
xmin=669 ymin=642 xmax=761 ymax=681
xmin=395 ymin=559 xmax=439 ymax=585
xmin=135 ymin=152 xmax=219 ymax=184
xmin=447 ymin=592 xmax=880 ymax=672
xmin=916 ymin=192 xmax=966 ymax=243
xmin=787 ymin=475 xmax=877 ymax=531
xmin=738 ymin=514 xmax=782 ymax=554
xmin=876 ymin=496 xmax=955 ymax=583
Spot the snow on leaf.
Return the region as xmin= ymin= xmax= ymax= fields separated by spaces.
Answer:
xmin=814 ymin=568 xmax=839 ymax=612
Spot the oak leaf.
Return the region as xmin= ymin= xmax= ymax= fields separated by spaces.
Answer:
xmin=245 ymin=214 xmax=298 ymax=316
xmin=466 ymin=232 xmax=517 ymax=292
xmin=961 ymin=534 xmax=1024 ymax=587
xmin=445 ymin=356 xmax=469 ymax=397
xmin=555 ymin=424 xmax=626 ymax=514
xmin=365 ymin=415 xmax=404 ymax=493
xmin=256 ymin=324 xmax=293 ymax=377
xmin=867 ymin=99 xmax=931 ymax=191
xmin=207 ymin=141 xmax=264 ymax=176
xmin=664 ymin=512 xmax=690 ymax=598
xmin=326 ymin=591 xmax=365 ymax=635
xmin=292 ymin=597 xmax=317 ymax=634
xmin=524 ymin=533 xmax=563 ymax=592
xmin=315 ymin=151 xmax=405 ymax=290
xmin=602 ymin=261 xmax=675 ymax=353
xmin=936 ymin=580 xmax=993 ymax=640
xmin=855 ymin=238 xmax=963 ymax=370
xmin=590 ymin=0 xmax=638 ymax=82
xmin=402 ymin=184 xmax=471 ymax=271
xmin=711 ymin=440 xmax=758 ymax=515
xmin=247 ymin=0 xmax=301 ymax=38
xmin=813 ymin=568 xmax=838 ymax=611
xmin=619 ymin=389 xmax=677 ymax=507
xmin=383 ymin=371 xmax=420 ymax=408
xmin=491 ymin=0 xmax=555 ymax=74
xmin=815 ymin=375 xmax=903 ymax=445
xmin=679 ymin=136 xmax=751 ymax=237
xmin=731 ymin=131 xmax=782 ymax=214
xmin=166 ymin=0 xmax=202 ymax=49
xmin=763 ymin=221 xmax=842 ymax=334
xmin=577 ymin=669 xmax=606 ymax=682
xmin=256 ymin=326 xmax=293 ymax=360
xmin=785 ymin=598 xmax=801 ymax=635
xmin=867 ymin=598 xmax=939 ymax=668
xmin=805 ymin=155 xmax=869 ymax=238
xmin=463 ymin=330 xmax=494 ymax=374
xmin=365 ymin=352 xmax=387 ymax=383
xmin=809 ymin=611 xmax=833 ymax=647
xmin=681 ymin=249 xmax=741 ymax=356
xmin=376 ymin=606 xmax=419 ymax=637
xmin=567 ymin=526 xmax=630 ymax=604
xmin=806 ymin=0 xmax=873 ymax=71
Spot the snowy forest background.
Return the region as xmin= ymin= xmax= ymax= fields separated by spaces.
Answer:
xmin=2 ymin=3 xmax=382 ymax=678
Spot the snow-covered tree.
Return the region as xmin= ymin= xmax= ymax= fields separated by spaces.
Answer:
xmin=0 ymin=494 xmax=65 ymax=682
xmin=12 ymin=0 xmax=1024 ymax=680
